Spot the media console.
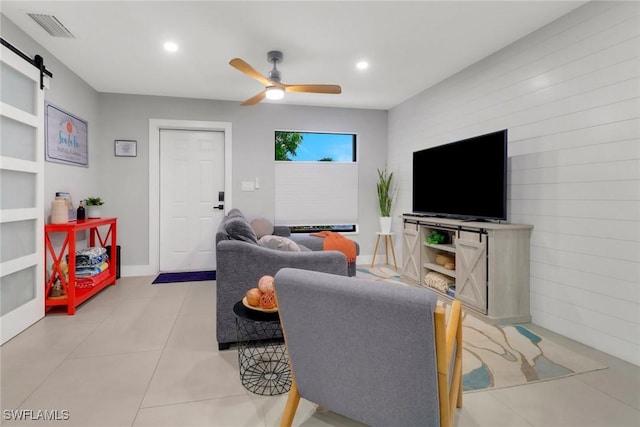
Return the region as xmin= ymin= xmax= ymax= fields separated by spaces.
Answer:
xmin=401 ymin=215 xmax=532 ymax=324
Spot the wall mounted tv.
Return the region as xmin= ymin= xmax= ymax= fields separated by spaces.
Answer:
xmin=412 ymin=129 xmax=507 ymax=221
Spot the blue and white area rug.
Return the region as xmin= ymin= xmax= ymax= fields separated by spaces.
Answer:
xmin=356 ymin=265 xmax=403 ymax=282
xmin=460 ymin=311 xmax=606 ymax=392
xmin=357 ymin=265 xmax=606 ymax=392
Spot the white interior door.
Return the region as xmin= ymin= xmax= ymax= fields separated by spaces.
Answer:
xmin=159 ymin=129 xmax=225 ymax=272
xmin=0 ymin=44 xmax=46 ymax=344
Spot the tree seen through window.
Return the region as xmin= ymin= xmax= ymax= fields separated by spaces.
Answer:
xmin=275 ymin=131 xmax=356 ymax=162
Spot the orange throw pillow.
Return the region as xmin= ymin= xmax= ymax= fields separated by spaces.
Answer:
xmin=311 ymin=231 xmax=357 ymax=264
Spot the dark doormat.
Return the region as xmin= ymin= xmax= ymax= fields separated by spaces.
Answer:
xmin=152 ymin=270 xmax=216 ymax=284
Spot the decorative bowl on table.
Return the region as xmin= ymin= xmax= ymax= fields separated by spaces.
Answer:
xmin=242 ymin=296 xmax=278 ymax=313
xmin=243 ymin=275 xmax=278 ymax=312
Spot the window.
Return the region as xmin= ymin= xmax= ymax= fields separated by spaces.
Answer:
xmin=274 ymin=131 xmax=358 ymax=231
xmin=275 ymin=131 xmax=356 ymax=162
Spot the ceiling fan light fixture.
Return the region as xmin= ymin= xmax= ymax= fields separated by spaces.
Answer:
xmin=265 ymin=86 xmax=285 ymax=100
xmin=229 ymin=52 xmax=341 ymax=106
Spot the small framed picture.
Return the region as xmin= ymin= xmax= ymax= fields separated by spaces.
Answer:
xmin=115 ymin=140 xmax=137 ymax=157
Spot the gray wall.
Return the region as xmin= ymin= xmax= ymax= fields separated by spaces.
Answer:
xmin=96 ymin=94 xmax=387 ymax=269
xmin=2 ymin=13 xmax=387 ymax=276
xmin=1 ymin=15 xmax=100 ymax=219
xmin=388 ymin=1 xmax=639 ymax=365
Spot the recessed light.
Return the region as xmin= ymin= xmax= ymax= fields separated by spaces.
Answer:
xmin=356 ymin=60 xmax=369 ymax=70
xmin=163 ymin=41 xmax=178 ymax=53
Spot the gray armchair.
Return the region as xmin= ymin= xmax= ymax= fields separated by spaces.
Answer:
xmin=215 ymin=210 xmax=352 ymax=350
xmin=274 ymin=268 xmax=463 ymax=427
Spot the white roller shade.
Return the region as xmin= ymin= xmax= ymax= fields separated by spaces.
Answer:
xmin=275 ymin=162 xmax=358 ymax=225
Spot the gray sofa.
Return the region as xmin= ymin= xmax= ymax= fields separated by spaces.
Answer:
xmin=215 ymin=209 xmax=359 ymax=350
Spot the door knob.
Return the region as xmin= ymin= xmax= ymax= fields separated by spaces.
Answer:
xmin=213 ymin=192 xmax=224 ymax=210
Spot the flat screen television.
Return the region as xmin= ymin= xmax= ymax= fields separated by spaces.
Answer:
xmin=412 ymin=129 xmax=507 ymax=221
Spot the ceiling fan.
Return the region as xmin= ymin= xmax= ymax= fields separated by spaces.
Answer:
xmin=229 ymin=50 xmax=342 ymax=106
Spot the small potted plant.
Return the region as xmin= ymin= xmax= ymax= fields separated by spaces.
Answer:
xmin=376 ymin=166 xmax=397 ymax=234
xmin=84 ymin=196 xmax=104 ymax=218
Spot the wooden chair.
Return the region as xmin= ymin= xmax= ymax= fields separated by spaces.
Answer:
xmin=274 ymin=268 xmax=462 ymax=427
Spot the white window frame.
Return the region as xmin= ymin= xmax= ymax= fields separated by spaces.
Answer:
xmin=274 ymin=130 xmax=359 ymax=233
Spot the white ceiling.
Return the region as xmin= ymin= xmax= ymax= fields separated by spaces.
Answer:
xmin=1 ymin=1 xmax=588 ymax=110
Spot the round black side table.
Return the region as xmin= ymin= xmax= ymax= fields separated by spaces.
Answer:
xmin=233 ymin=301 xmax=291 ymax=395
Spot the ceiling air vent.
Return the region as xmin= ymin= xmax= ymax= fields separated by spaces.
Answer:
xmin=28 ymin=13 xmax=75 ymax=38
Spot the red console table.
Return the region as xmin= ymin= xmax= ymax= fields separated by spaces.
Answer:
xmin=45 ymin=217 xmax=117 ymax=315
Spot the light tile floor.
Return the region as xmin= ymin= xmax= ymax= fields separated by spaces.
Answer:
xmin=1 ymin=275 xmax=638 ymax=427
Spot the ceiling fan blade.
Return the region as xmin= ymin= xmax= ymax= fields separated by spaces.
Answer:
xmin=284 ymin=84 xmax=342 ymax=94
xmin=229 ymin=58 xmax=271 ymax=87
xmin=241 ymin=90 xmax=266 ymax=106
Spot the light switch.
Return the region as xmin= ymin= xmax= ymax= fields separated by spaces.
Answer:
xmin=241 ymin=181 xmax=255 ymax=191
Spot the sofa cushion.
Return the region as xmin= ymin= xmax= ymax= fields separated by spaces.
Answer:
xmin=225 ymin=216 xmax=258 ymax=244
xmin=258 ymin=235 xmax=301 ymax=251
xmin=250 ymin=217 xmax=275 ymax=239
xmin=226 ymin=208 xmax=245 ymax=218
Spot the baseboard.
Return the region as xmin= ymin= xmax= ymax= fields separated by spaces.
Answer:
xmin=121 ymin=265 xmax=157 ymax=278
xmin=357 ymin=255 xmax=374 ymax=265
xmin=123 ymin=259 xmax=392 ymax=278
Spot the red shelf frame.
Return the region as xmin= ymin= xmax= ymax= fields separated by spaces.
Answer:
xmin=45 ymin=217 xmax=118 ymax=315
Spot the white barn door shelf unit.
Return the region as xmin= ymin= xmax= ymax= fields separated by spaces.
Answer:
xmin=0 ymin=38 xmax=52 ymax=344
xmin=401 ymin=215 xmax=532 ymax=324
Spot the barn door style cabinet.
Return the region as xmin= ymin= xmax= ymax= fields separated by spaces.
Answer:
xmin=401 ymin=215 xmax=532 ymax=324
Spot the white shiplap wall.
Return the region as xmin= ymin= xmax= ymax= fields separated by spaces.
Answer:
xmin=388 ymin=1 xmax=640 ymax=365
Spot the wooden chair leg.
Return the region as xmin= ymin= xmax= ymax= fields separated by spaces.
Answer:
xmin=280 ymin=378 xmax=301 ymax=427
xmin=456 ymin=310 xmax=463 ymax=408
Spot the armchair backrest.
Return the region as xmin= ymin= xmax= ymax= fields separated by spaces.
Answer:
xmin=275 ymin=268 xmax=462 ymax=427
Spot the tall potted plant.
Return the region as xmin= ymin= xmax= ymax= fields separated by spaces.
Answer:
xmin=377 ymin=167 xmax=396 ymax=234
xmin=85 ymin=196 xmax=104 ymax=218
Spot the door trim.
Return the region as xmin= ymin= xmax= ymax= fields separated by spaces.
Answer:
xmin=149 ymin=119 xmax=232 ymax=275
